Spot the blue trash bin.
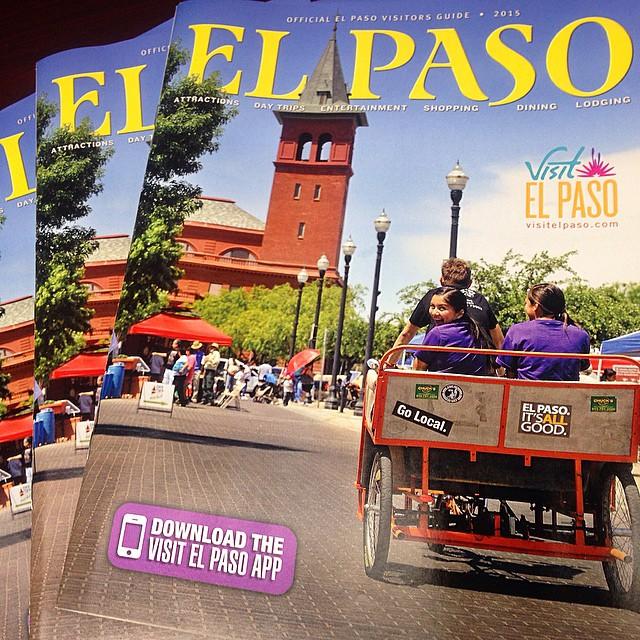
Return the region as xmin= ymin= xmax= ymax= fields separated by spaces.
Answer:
xmin=33 ymin=413 xmax=44 ymax=447
xmin=101 ymin=372 xmax=115 ymax=399
xmin=38 ymin=408 xmax=55 ymax=445
xmin=107 ymin=363 xmax=125 ymax=398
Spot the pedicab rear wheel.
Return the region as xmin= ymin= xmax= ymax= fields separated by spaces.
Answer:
xmin=363 ymin=448 xmax=392 ymax=578
xmin=600 ymin=466 xmax=640 ymax=609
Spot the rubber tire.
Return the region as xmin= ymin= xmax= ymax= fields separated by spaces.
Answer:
xmin=363 ymin=448 xmax=392 ymax=579
xmin=427 ymin=543 xmax=445 ymax=554
xmin=600 ymin=466 xmax=640 ymax=609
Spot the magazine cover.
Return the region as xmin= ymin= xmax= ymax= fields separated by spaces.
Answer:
xmin=30 ymin=20 xmax=174 ymax=638
xmin=0 ymin=93 xmax=36 ymax=640
xmin=57 ymin=1 xmax=639 ymax=638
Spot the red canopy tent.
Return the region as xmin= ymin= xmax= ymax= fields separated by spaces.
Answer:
xmin=0 ymin=415 xmax=33 ymax=443
xmin=128 ymin=312 xmax=232 ymax=345
xmin=50 ymin=352 xmax=108 ymax=380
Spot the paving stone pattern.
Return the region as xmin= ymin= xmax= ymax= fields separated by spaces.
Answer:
xmin=44 ymin=399 xmax=640 ymax=639
xmin=0 ymin=508 xmax=30 ymax=640
xmin=30 ymin=440 xmax=186 ymax=639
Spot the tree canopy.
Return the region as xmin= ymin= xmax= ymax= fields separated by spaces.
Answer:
xmin=35 ymin=97 xmax=113 ymax=381
xmin=394 ymin=250 xmax=640 ymax=347
xmin=193 ymin=281 xmax=398 ymax=370
xmin=116 ymin=45 xmax=236 ymax=334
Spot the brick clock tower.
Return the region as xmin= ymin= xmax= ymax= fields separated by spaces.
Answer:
xmin=259 ymin=26 xmax=367 ymax=278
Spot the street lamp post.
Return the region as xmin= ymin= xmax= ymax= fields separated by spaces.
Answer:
xmin=288 ymin=267 xmax=308 ymax=361
xmin=324 ymin=236 xmax=356 ymax=410
xmin=446 ymin=161 xmax=469 ymax=259
xmin=354 ymin=210 xmax=391 ymax=417
xmin=309 ymin=254 xmax=330 ymax=349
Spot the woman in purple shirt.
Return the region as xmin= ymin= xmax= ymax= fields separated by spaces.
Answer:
xmin=413 ymin=287 xmax=489 ymax=376
xmin=496 ymin=283 xmax=590 ymax=381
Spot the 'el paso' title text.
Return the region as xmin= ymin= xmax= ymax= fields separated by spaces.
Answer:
xmin=1 ymin=17 xmax=634 ymax=202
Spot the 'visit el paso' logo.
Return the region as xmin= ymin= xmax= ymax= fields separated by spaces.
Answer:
xmin=524 ymin=146 xmax=618 ymax=223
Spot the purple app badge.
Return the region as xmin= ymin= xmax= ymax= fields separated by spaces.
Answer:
xmin=108 ymin=503 xmax=297 ymax=595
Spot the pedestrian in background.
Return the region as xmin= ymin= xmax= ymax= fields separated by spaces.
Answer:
xmin=283 ymin=375 xmax=294 ymax=406
xmin=201 ymin=343 xmax=220 ymax=405
xmin=149 ymin=350 xmax=165 ymax=382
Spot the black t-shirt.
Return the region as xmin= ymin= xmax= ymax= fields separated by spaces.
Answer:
xmin=409 ymin=286 xmax=498 ymax=332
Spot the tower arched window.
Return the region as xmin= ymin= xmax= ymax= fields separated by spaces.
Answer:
xmin=296 ymin=133 xmax=312 ymax=161
xmin=316 ymin=134 xmax=332 ymax=162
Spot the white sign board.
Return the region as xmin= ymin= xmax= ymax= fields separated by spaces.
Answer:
xmin=9 ymin=482 xmax=32 ymax=514
xmin=75 ymin=420 xmax=95 ymax=450
xmin=138 ymin=381 xmax=175 ymax=414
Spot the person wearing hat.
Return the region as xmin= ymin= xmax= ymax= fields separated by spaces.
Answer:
xmin=189 ymin=340 xmax=205 ymax=401
xmin=201 ymin=342 xmax=221 ymax=405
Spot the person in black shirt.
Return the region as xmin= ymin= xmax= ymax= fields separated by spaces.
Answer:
xmin=389 ymin=258 xmax=503 ymax=364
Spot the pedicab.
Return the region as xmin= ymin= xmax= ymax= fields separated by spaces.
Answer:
xmin=356 ymin=345 xmax=640 ymax=608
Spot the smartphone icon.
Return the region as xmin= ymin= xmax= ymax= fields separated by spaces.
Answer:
xmin=117 ymin=514 xmax=147 ymax=559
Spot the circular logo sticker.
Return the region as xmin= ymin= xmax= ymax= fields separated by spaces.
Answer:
xmin=441 ymin=384 xmax=463 ymax=403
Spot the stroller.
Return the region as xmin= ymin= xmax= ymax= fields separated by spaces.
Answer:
xmin=252 ymin=372 xmax=277 ymax=404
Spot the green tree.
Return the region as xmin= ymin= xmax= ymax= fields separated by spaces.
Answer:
xmin=35 ymin=97 xmax=113 ymax=381
xmin=397 ymin=251 xmax=640 ymax=347
xmin=116 ymin=45 xmax=236 ymax=333
xmin=193 ymin=282 xmax=372 ymax=368
xmin=468 ymin=250 xmax=578 ymax=330
xmin=565 ymin=282 xmax=640 ymax=345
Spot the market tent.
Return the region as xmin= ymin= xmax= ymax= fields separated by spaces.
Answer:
xmin=601 ymin=331 xmax=640 ymax=357
xmin=0 ymin=415 xmax=32 ymax=443
xmin=128 ymin=312 xmax=232 ymax=345
xmin=50 ymin=352 xmax=108 ymax=380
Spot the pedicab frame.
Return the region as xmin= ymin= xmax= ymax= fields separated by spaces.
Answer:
xmin=356 ymin=345 xmax=640 ymax=608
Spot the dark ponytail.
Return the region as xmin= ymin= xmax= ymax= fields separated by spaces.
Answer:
xmin=527 ymin=283 xmax=577 ymax=327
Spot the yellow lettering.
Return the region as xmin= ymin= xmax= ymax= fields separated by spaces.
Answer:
xmin=51 ymin=72 xmax=111 ymax=135
xmin=246 ymin=30 xmax=306 ymax=99
xmin=0 ymin=133 xmax=35 ymax=201
xmin=410 ymin=29 xmax=488 ymax=101
xmin=572 ymin=182 xmax=586 ymax=218
xmin=586 ymin=180 xmax=602 ymax=218
xmin=486 ymin=25 xmax=536 ymax=106
xmin=350 ymin=30 xmax=415 ymax=100
xmin=115 ymin=65 xmax=154 ymax=134
xmin=188 ymin=23 xmax=245 ymax=92
xmin=525 ymin=182 xmax=542 ymax=218
xmin=602 ymin=179 xmax=618 ymax=217
xmin=557 ymin=181 xmax=572 ymax=218
xmin=547 ymin=17 xmax=632 ymax=97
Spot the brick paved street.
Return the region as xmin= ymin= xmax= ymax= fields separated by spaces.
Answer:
xmin=30 ymin=440 xmax=186 ymax=640
xmin=0 ymin=508 xmax=30 ymax=640
xmin=36 ymin=398 xmax=640 ymax=639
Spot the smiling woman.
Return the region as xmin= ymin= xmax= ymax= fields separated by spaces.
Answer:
xmin=413 ymin=287 xmax=489 ymax=376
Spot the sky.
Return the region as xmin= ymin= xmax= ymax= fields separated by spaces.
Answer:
xmin=169 ymin=0 xmax=640 ymax=315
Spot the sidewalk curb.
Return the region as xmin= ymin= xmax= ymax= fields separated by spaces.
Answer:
xmin=280 ymin=402 xmax=362 ymax=433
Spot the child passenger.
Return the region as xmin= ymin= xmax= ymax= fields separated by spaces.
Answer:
xmin=413 ymin=287 xmax=489 ymax=375
xmin=496 ymin=283 xmax=590 ymax=381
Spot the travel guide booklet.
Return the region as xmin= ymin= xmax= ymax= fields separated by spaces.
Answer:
xmin=30 ymin=21 xmax=173 ymax=638
xmin=0 ymin=94 xmax=35 ymax=640
xmin=0 ymin=94 xmax=36 ymax=429
xmin=57 ymin=1 xmax=639 ymax=637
